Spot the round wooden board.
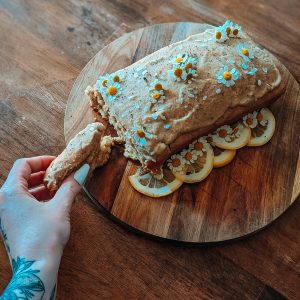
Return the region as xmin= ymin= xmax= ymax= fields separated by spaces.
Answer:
xmin=65 ymin=22 xmax=300 ymax=243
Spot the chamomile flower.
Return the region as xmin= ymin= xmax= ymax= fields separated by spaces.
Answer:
xmin=243 ymin=111 xmax=258 ymax=128
xmin=230 ymin=23 xmax=242 ymax=38
xmin=184 ymin=56 xmax=198 ymax=70
xmin=96 ymin=74 xmax=110 ymax=93
xmin=214 ymin=125 xmax=233 ymax=142
xmin=257 ymin=108 xmax=268 ymax=126
xmin=167 ymin=154 xmax=184 ymax=172
xmin=150 ymin=89 xmax=165 ymax=104
xmin=189 ymin=137 xmax=207 ymax=156
xmin=132 ymin=126 xmax=152 ymax=147
xmin=236 ymin=43 xmax=254 ymax=62
xmin=168 ymin=66 xmax=187 ymax=82
xmin=150 ymin=79 xmax=168 ymax=91
xmin=214 ymin=25 xmax=228 ymax=43
xmin=106 ymin=81 xmax=122 ymax=101
xmin=111 ymin=72 xmax=122 ymax=83
xmin=223 ymin=20 xmax=234 ymax=37
xmin=183 ymin=68 xmax=197 ymax=84
xmin=216 ymin=66 xmax=239 ymax=87
xmin=169 ymin=54 xmax=188 ymax=66
xmin=181 ymin=149 xmax=198 ymax=165
xmin=206 ymin=134 xmax=216 ymax=146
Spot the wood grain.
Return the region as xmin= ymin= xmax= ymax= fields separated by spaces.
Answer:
xmin=64 ymin=22 xmax=300 ymax=243
xmin=0 ymin=1 xmax=299 ymax=299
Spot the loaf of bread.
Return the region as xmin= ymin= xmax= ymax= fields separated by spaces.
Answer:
xmin=87 ymin=21 xmax=285 ymax=172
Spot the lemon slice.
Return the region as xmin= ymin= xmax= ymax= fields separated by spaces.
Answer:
xmin=212 ymin=146 xmax=237 ymax=168
xmin=129 ymin=166 xmax=183 ymax=198
xmin=171 ymin=142 xmax=214 ymax=183
xmin=212 ymin=122 xmax=251 ymax=150
xmin=246 ymin=108 xmax=276 ymax=146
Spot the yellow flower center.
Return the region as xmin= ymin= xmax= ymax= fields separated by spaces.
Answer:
xmin=186 ymin=73 xmax=193 ymax=81
xmin=107 ymin=86 xmax=117 ymax=96
xmin=226 ymin=27 xmax=231 ymax=35
xmin=154 ymin=83 xmax=163 ymax=90
xmin=233 ymin=28 xmax=239 ymax=36
xmin=194 ymin=142 xmax=203 ymax=151
xmin=185 ymin=62 xmax=193 ymax=70
xmin=102 ymin=80 xmax=107 ymax=87
xmin=242 ymin=48 xmax=249 ymax=56
xmin=153 ymin=93 xmax=161 ymax=100
xmin=218 ymin=129 xmax=228 ymax=138
xmin=216 ymin=31 xmax=222 ymax=40
xmin=172 ymin=158 xmax=181 ymax=167
xmin=175 ymin=57 xmax=183 ymax=63
xmin=223 ymin=71 xmax=232 ymax=81
xmin=174 ymin=68 xmax=183 ymax=77
xmin=257 ymin=112 xmax=263 ymax=122
xmin=113 ymin=75 xmax=120 ymax=82
xmin=184 ymin=152 xmax=193 ymax=161
xmin=136 ymin=129 xmax=145 ymax=138
xmin=246 ymin=118 xmax=253 ymax=125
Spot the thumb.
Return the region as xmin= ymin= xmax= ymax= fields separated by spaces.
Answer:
xmin=50 ymin=164 xmax=90 ymax=213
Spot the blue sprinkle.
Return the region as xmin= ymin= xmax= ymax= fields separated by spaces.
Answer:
xmin=139 ymin=139 xmax=147 ymax=146
xmin=164 ymin=124 xmax=170 ymax=129
xmin=179 ymin=98 xmax=184 ymax=104
xmin=242 ymin=63 xmax=248 ymax=70
xmin=262 ymin=67 xmax=268 ymax=74
xmin=202 ymin=95 xmax=208 ymax=101
xmin=216 ymin=88 xmax=222 ymax=94
xmin=151 ymin=113 xmax=158 ymax=120
xmin=246 ymin=68 xmax=257 ymax=75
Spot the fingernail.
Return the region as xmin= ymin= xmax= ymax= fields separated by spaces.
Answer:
xmin=74 ymin=164 xmax=90 ymax=186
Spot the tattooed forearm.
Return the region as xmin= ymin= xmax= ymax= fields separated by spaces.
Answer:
xmin=1 ymin=257 xmax=45 ymax=300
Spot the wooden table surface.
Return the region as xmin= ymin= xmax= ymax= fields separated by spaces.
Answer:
xmin=0 ymin=1 xmax=299 ymax=299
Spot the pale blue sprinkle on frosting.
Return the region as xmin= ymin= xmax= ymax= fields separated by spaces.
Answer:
xmin=151 ymin=113 xmax=158 ymax=120
xmin=242 ymin=63 xmax=248 ymax=70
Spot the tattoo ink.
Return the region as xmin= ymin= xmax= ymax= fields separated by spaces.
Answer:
xmin=1 ymin=257 xmax=45 ymax=300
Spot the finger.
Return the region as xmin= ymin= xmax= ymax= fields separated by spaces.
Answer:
xmin=28 ymin=171 xmax=46 ymax=188
xmin=29 ymin=185 xmax=55 ymax=201
xmin=6 ymin=156 xmax=56 ymax=188
xmin=50 ymin=164 xmax=90 ymax=213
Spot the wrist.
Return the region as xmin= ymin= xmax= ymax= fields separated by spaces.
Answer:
xmin=4 ymin=255 xmax=60 ymax=300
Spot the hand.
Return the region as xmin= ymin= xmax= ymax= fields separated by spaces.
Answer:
xmin=0 ymin=156 xmax=88 ymax=299
xmin=0 ymin=156 xmax=82 ymax=261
